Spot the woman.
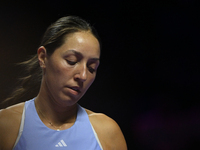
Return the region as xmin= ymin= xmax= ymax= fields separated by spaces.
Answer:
xmin=0 ymin=16 xmax=127 ymax=150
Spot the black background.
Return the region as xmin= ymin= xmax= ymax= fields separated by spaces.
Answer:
xmin=1 ymin=0 xmax=200 ymax=149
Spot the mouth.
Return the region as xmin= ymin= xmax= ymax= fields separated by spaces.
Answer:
xmin=69 ymin=87 xmax=81 ymax=93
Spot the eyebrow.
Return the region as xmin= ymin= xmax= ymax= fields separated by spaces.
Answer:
xmin=66 ymin=50 xmax=100 ymax=61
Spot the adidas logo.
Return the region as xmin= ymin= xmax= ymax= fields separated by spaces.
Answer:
xmin=55 ymin=140 xmax=67 ymax=147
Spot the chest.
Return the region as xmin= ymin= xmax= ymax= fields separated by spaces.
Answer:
xmin=13 ymin=100 xmax=102 ymax=150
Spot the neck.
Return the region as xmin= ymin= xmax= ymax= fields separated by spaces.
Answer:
xmin=34 ymin=94 xmax=78 ymax=129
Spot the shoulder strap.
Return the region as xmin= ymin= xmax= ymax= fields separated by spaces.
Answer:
xmin=12 ymin=104 xmax=26 ymax=149
xmin=90 ymin=123 xmax=103 ymax=150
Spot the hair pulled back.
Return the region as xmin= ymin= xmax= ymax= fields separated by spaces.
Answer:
xmin=2 ymin=16 xmax=100 ymax=107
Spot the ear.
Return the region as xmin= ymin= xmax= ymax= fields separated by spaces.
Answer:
xmin=37 ymin=46 xmax=47 ymax=68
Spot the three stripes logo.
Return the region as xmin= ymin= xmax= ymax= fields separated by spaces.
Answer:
xmin=55 ymin=140 xmax=67 ymax=147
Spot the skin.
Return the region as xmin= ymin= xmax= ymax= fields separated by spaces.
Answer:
xmin=0 ymin=31 xmax=127 ymax=150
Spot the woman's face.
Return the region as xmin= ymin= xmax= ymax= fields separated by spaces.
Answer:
xmin=42 ymin=31 xmax=100 ymax=106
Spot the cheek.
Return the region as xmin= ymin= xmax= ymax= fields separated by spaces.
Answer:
xmin=45 ymin=62 xmax=71 ymax=84
xmin=85 ymin=75 xmax=96 ymax=88
xmin=55 ymin=67 xmax=72 ymax=84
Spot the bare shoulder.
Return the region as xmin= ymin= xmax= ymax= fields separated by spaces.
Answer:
xmin=0 ymin=103 xmax=24 ymax=150
xmin=85 ymin=109 xmax=127 ymax=150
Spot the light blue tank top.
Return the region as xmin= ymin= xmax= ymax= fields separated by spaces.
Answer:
xmin=13 ymin=99 xmax=103 ymax=150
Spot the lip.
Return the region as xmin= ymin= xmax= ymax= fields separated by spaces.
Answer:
xmin=67 ymin=86 xmax=81 ymax=95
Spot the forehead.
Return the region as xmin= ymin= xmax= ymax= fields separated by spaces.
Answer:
xmin=55 ymin=31 xmax=100 ymax=58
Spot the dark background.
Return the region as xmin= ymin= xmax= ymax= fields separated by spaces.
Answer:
xmin=1 ymin=0 xmax=200 ymax=149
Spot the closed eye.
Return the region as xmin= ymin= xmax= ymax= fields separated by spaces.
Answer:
xmin=66 ymin=60 xmax=77 ymax=65
xmin=88 ymin=67 xmax=96 ymax=74
xmin=87 ymin=60 xmax=99 ymax=74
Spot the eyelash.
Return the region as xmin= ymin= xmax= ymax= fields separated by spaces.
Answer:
xmin=88 ymin=67 xmax=96 ymax=74
xmin=67 ymin=60 xmax=77 ymax=65
xmin=66 ymin=60 xmax=96 ymax=74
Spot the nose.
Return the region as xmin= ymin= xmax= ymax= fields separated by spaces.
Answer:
xmin=74 ymin=64 xmax=87 ymax=82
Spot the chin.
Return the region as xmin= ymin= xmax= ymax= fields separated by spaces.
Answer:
xmin=58 ymin=96 xmax=80 ymax=106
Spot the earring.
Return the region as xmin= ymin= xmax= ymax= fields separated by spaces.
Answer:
xmin=40 ymin=63 xmax=45 ymax=68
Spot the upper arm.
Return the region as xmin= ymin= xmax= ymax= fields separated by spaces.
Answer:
xmin=89 ymin=113 xmax=127 ymax=150
xmin=106 ymin=117 xmax=127 ymax=150
xmin=0 ymin=109 xmax=15 ymax=149
xmin=0 ymin=104 xmax=24 ymax=150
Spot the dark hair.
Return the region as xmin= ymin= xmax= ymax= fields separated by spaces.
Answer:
xmin=2 ymin=16 xmax=101 ymax=107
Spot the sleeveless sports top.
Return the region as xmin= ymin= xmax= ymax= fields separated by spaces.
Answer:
xmin=13 ymin=98 xmax=103 ymax=150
